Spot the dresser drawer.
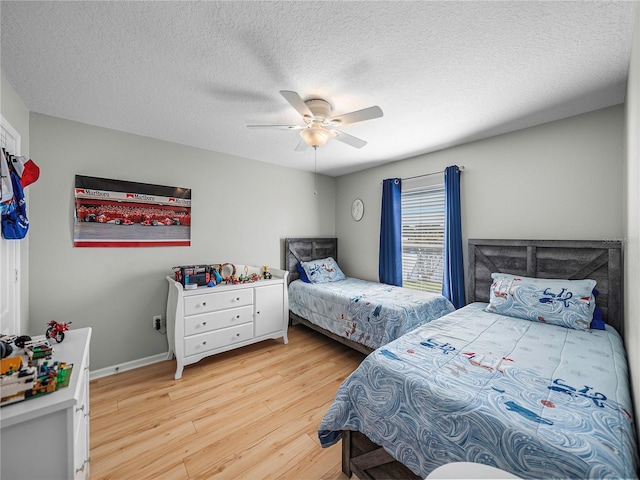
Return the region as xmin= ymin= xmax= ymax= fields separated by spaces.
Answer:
xmin=184 ymin=305 xmax=253 ymax=336
xmin=184 ymin=289 xmax=253 ymax=316
xmin=184 ymin=323 xmax=254 ymax=356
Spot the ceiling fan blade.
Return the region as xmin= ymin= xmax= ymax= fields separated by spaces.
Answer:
xmin=294 ymin=138 xmax=308 ymax=151
xmin=333 ymin=129 xmax=367 ymax=149
xmin=247 ymin=124 xmax=303 ymax=130
xmin=280 ymin=90 xmax=313 ymax=118
xmin=330 ymin=106 xmax=383 ymax=125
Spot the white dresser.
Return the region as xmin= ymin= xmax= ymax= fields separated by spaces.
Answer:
xmin=1 ymin=327 xmax=92 ymax=480
xmin=166 ymin=266 xmax=289 ymax=379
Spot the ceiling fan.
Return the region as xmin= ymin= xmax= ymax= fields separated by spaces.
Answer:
xmin=247 ymin=90 xmax=383 ymax=150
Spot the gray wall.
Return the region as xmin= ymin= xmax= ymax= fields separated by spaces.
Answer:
xmin=335 ymin=105 xmax=624 ymax=282
xmin=623 ymin=2 xmax=640 ymax=445
xmin=27 ymin=113 xmax=336 ymax=370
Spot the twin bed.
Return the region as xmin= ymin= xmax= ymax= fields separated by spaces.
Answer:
xmin=286 ymin=238 xmax=638 ymax=479
xmin=285 ymin=237 xmax=455 ymax=354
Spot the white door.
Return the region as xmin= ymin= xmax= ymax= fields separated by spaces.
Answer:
xmin=0 ymin=115 xmax=21 ymax=335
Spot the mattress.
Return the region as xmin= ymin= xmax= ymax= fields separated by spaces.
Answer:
xmin=288 ymin=277 xmax=455 ymax=350
xmin=318 ymin=302 xmax=639 ymax=479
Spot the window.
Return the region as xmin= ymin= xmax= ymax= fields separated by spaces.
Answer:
xmin=401 ymin=174 xmax=445 ymax=293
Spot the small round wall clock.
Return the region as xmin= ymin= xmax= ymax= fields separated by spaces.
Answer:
xmin=351 ymin=198 xmax=364 ymax=221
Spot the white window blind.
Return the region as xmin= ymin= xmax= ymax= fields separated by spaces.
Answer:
xmin=401 ymin=174 xmax=445 ymax=293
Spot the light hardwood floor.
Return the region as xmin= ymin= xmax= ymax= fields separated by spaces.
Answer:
xmin=90 ymin=325 xmax=365 ymax=480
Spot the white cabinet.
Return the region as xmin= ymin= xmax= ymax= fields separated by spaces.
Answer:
xmin=166 ymin=265 xmax=289 ymax=380
xmin=1 ymin=328 xmax=92 ymax=480
xmin=254 ymin=283 xmax=285 ymax=338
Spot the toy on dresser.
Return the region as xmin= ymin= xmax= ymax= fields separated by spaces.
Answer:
xmin=46 ymin=320 xmax=71 ymax=343
xmin=262 ymin=265 xmax=272 ymax=279
xmin=174 ymin=263 xmax=270 ymax=288
xmin=0 ymin=331 xmax=73 ymax=406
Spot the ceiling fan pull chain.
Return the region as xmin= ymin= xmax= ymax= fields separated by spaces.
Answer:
xmin=314 ymin=146 xmax=318 ymax=196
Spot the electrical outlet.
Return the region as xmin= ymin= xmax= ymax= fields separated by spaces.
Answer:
xmin=153 ymin=315 xmax=166 ymax=334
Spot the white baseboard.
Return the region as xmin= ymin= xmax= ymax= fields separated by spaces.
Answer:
xmin=90 ymin=352 xmax=170 ymax=380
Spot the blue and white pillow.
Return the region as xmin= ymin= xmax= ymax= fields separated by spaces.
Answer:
xmin=485 ymin=273 xmax=596 ymax=331
xmin=300 ymin=257 xmax=346 ymax=284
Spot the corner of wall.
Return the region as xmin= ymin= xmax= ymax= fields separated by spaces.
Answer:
xmin=623 ymin=0 xmax=640 ymax=447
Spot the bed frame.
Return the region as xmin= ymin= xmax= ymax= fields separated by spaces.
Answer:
xmin=284 ymin=237 xmax=374 ymax=355
xmin=340 ymin=238 xmax=624 ymax=480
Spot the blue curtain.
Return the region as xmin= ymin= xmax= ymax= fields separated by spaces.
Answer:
xmin=379 ymin=178 xmax=402 ymax=286
xmin=443 ymin=165 xmax=465 ymax=308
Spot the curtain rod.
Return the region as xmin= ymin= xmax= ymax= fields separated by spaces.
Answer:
xmin=380 ymin=166 xmax=465 ymax=185
xmin=402 ymin=165 xmax=465 ymax=182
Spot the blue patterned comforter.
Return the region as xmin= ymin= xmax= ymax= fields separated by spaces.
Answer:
xmin=288 ymin=278 xmax=455 ymax=350
xmin=318 ymin=302 xmax=639 ymax=479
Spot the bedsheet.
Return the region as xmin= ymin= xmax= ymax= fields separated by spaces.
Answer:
xmin=288 ymin=278 xmax=455 ymax=350
xmin=318 ymin=302 xmax=639 ymax=479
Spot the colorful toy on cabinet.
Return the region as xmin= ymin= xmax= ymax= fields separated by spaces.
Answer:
xmin=263 ymin=265 xmax=272 ymax=279
xmin=0 ymin=333 xmax=72 ymax=406
xmin=25 ymin=338 xmax=53 ymax=360
xmin=46 ymin=320 xmax=71 ymax=343
xmin=174 ymin=263 xmax=268 ymax=286
xmin=237 ymin=265 xmax=261 ymax=284
xmin=0 ymin=335 xmax=16 ymax=359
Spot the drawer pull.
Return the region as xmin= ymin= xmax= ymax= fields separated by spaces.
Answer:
xmin=236 ymin=333 xmax=240 ymax=337
xmin=76 ymin=405 xmax=85 ymax=413
xmin=236 ymin=297 xmax=240 ymax=301
xmin=76 ymin=460 xmax=89 ymax=473
xmin=236 ymin=315 xmax=240 ymax=319
xmin=202 ymin=322 xmax=207 ymax=326
xmin=202 ymin=341 xmax=207 ymax=345
xmin=256 ymin=311 xmax=260 ymax=315
xmin=202 ymin=302 xmax=207 ymax=306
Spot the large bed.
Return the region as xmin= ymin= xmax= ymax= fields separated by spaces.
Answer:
xmin=284 ymin=237 xmax=455 ymax=354
xmin=318 ymin=239 xmax=638 ymax=479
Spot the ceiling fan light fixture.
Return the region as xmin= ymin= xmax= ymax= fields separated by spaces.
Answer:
xmin=249 ymin=90 xmax=381 ymax=150
xmin=300 ymin=126 xmax=333 ymax=148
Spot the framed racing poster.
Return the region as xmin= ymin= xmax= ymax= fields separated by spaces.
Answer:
xmin=73 ymin=175 xmax=191 ymax=247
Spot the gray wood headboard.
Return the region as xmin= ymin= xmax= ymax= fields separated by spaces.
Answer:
xmin=468 ymin=239 xmax=623 ymax=337
xmin=284 ymin=237 xmax=338 ymax=283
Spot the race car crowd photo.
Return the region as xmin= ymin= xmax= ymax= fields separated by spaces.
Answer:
xmin=76 ymin=204 xmax=191 ymax=227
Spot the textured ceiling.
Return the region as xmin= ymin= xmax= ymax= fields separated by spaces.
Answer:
xmin=1 ymin=1 xmax=636 ymax=176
